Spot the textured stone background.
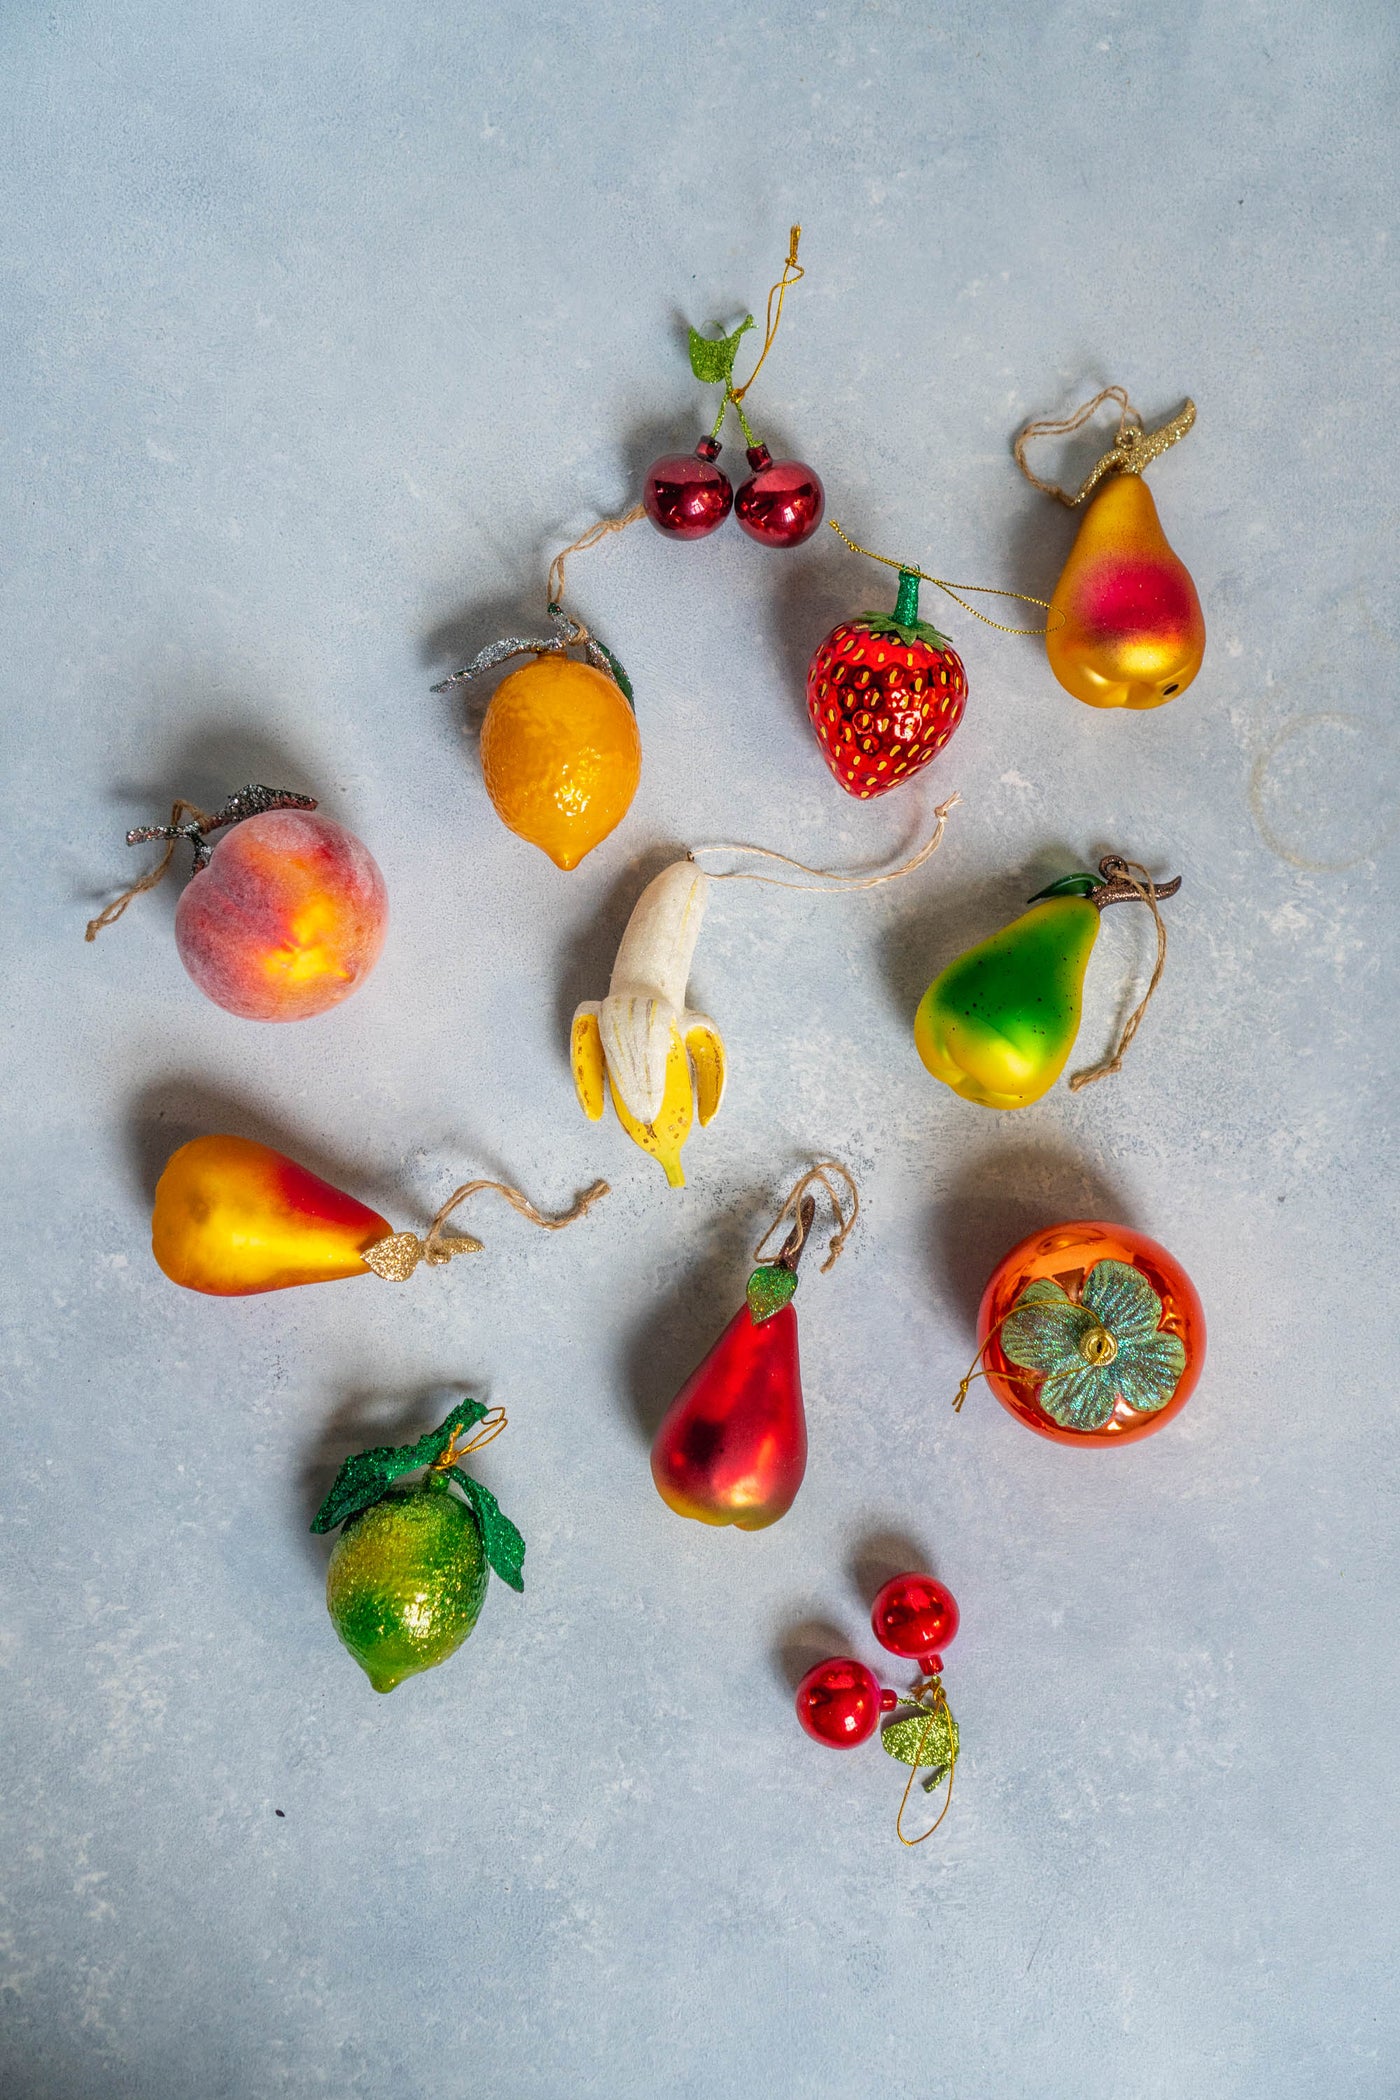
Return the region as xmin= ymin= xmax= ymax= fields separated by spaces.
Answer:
xmin=3 ymin=4 xmax=1398 ymax=2095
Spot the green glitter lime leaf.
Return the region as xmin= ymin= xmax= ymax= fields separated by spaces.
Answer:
xmin=882 ymin=1703 xmax=959 ymax=1782
xmin=746 ymin=1264 xmax=797 ymax=1324
xmin=688 ymin=317 xmax=753 ymax=386
xmin=452 ymin=1470 xmax=525 ymax=1593
xmin=310 ymin=1398 xmax=490 ymax=1534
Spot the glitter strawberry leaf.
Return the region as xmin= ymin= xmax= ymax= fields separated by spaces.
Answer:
xmin=688 ymin=316 xmax=754 ymax=386
xmin=452 ymin=1470 xmax=526 ymax=1593
xmin=310 ymin=1398 xmax=490 ymax=1533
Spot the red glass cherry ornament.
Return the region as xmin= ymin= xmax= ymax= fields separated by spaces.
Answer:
xmin=734 ymin=443 xmax=825 ymax=549
xmin=642 ymin=435 xmax=734 ymax=540
xmin=795 ymin=1657 xmax=891 ymax=1747
xmin=807 ymin=568 xmax=968 ymax=798
xmin=649 ymin=1166 xmax=858 ymax=1530
xmin=871 ymin=1573 xmax=959 ymax=1674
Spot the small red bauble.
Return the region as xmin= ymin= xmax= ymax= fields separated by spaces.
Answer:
xmin=807 ymin=567 xmax=967 ymax=798
xmin=795 ymin=1657 xmax=888 ymax=1748
xmin=871 ymin=1573 xmax=959 ymax=1673
xmin=734 ymin=443 xmax=825 ymax=549
xmin=642 ymin=436 xmax=734 ymax=539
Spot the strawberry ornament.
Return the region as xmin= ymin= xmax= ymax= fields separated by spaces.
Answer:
xmin=807 ymin=565 xmax=968 ymax=799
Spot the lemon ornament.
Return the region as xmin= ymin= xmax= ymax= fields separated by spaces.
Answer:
xmin=312 ymin=1399 xmax=524 ymax=1694
xmin=435 ymin=603 xmax=639 ymax=870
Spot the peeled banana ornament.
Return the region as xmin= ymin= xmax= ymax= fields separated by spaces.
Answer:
xmin=571 ymin=859 xmax=726 ymax=1187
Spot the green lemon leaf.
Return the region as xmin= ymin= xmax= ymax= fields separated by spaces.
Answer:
xmin=453 ymin=1470 xmax=526 ymax=1593
xmin=746 ymin=1264 xmax=797 ymax=1324
xmin=688 ymin=316 xmax=753 ymax=386
xmin=1080 ymin=1259 xmax=1166 ymax=1346
xmin=311 ymin=1399 xmax=489 ymax=1533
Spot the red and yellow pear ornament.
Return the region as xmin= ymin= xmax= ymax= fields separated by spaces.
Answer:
xmin=150 ymin=1134 xmax=608 ymax=1296
xmin=1017 ymin=387 xmax=1206 ymax=710
xmin=650 ymin=1164 xmax=858 ymax=1530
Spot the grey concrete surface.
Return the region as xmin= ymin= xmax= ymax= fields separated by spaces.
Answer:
xmin=2 ymin=3 xmax=1397 ymax=2095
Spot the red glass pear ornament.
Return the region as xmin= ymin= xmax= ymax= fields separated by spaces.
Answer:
xmin=85 ymin=785 xmax=388 ymax=1022
xmin=795 ymin=1571 xmax=962 ymax=1845
xmin=649 ymin=1162 xmax=859 ymax=1531
xmin=643 ymin=227 xmax=823 ymax=550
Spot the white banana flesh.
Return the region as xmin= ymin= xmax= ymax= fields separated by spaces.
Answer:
xmin=571 ymin=858 xmax=727 ymax=1187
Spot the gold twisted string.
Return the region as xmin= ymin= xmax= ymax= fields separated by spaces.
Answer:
xmin=692 ymin=792 xmax=960 ymax=893
xmin=363 ymin=1177 xmax=610 ymax=1281
xmin=1014 ymin=387 xmax=1197 ymax=507
xmin=730 ymin=224 xmax=805 ymax=405
xmin=827 ymin=520 xmax=1055 ymax=636
xmin=753 ymin=1162 xmax=860 ymax=1275
xmin=429 ymin=1406 xmax=509 ymax=1471
xmin=895 ymin=1680 xmax=958 ymax=1846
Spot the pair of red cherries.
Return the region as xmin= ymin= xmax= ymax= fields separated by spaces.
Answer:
xmin=642 ymin=435 xmax=825 ymax=549
xmin=795 ymin=1571 xmax=958 ymax=1749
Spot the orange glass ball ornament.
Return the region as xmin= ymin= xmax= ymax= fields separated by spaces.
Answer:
xmin=976 ymin=1220 xmax=1205 ymax=1446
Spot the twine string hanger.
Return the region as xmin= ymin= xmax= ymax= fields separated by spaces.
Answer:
xmin=364 ymin=1177 xmax=611 ymax=1282
xmin=546 ymin=504 xmax=646 ymax=625
xmin=84 ymin=787 xmax=319 ymax=941
xmin=753 ymin=1161 xmax=860 ymax=1274
xmin=1068 ymin=857 xmax=1171 ymax=1092
xmin=895 ymin=1679 xmax=958 ymax=1846
xmin=691 ymin=794 xmax=960 ymax=894
xmin=429 ymin=1405 xmax=509 ymax=1472
xmin=828 ymin=520 xmax=1055 ymax=637
xmin=1014 ymin=387 xmax=1197 ymax=508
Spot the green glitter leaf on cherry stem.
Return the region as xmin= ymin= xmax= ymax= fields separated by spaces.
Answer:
xmin=688 ymin=317 xmax=753 ymax=386
xmin=882 ymin=1704 xmax=959 ymax=1785
xmin=451 ymin=1469 xmax=526 ymax=1594
xmin=746 ymin=1264 xmax=798 ymax=1324
xmin=310 ymin=1398 xmax=490 ymax=1534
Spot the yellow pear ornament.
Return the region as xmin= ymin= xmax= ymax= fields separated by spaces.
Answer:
xmin=1017 ymin=388 xmax=1205 ymax=710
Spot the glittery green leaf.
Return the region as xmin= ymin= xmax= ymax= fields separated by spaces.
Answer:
xmin=1001 ymin=1286 xmax=1096 ymax=1374
xmin=310 ymin=1399 xmax=490 ymax=1534
xmin=746 ymin=1264 xmax=797 ymax=1324
xmin=1081 ymin=1259 xmax=1165 ymax=1346
xmin=688 ymin=316 xmax=753 ymax=386
xmin=1115 ymin=1329 xmax=1187 ymax=1413
xmin=858 ymin=612 xmax=952 ymax=651
xmin=452 ymin=1470 xmax=526 ymax=1593
xmin=1038 ymin=1362 xmax=1119 ymax=1432
xmin=882 ymin=1703 xmax=959 ymax=1783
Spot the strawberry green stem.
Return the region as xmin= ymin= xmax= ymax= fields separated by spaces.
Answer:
xmin=894 ymin=570 xmax=921 ymax=627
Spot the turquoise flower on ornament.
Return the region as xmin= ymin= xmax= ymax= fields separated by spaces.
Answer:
xmin=999 ymin=1259 xmax=1186 ymax=1434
